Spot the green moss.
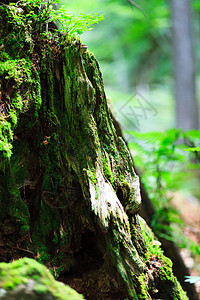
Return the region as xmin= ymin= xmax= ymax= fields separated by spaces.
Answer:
xmin=105 ymin=227 xmax=145 ymax=300
xmin=3 ymin=281 xmax=15 ymax=290
xmin=102 ymin=157 xmax=114 ymax=186
xmin=176 ymin=281 xmax=188 ymax=300
xmin=84 ymin=167 xmax=97 ymax=185
xmin=139 ymin=216 xmax=164 ymax=260
xmin=139 ymin=217 xmax=188 ymax=299
xmin=137 ymin=274 xmax=149 ymax=299
xmin=9 ymin=142 xmax=28 ymax=187
xmin=0 ymin=120 xmax=13 ymax=159
xmin=0 ymin=258 xmax=84 ymax=299
xmin=0 ymin=58 xmax=42 ymax=162
xmin=0 ymin=161 xmax=29 ymax=226
xmin=118 ymin=179 xmax=131 ymax=208
xmin=33 ymin=283 xmax=48 ymax=295
xmin=20 ymin=225 xmax=30 ymax=234
xmin=107 ymin=231 xmax=139 ymax=299
xmin=0 ymin=5 xmax=34 ymax=59
xmin=8 ymin=183 xmax=30 ymax=227
xmin=121 ymin=180 xmax=130 ymax=190
xmin=36 ymin=245 xmax=51 ymax=264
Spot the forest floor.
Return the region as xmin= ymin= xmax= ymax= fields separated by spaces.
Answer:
xmin=171 ymin=191 xmax=200 ymax=296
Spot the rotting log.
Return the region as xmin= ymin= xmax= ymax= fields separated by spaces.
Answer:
xmin=0 ymin=2 xmax=188 ymax=299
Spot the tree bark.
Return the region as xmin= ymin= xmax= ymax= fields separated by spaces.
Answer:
xmin=171 ymin=0 xmax=199 ymax=130
xmin=0 ymin=2 xmax=188 ymax=299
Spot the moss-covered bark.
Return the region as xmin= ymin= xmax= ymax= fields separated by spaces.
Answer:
xmin=0 ymin=2 xmax=188 ymax=299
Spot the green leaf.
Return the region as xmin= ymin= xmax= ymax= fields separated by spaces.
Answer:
xmin=185 ymin=276 xmax=200 ymax=284
xmin=184 ymin=146 xmax=200 ymax=152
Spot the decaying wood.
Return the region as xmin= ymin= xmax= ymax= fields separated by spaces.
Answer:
xmin=0 ymin=2 xmax=189 ymax=299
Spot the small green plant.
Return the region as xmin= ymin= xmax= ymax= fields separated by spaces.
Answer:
xmin=9 ymin=0 xmax=104 ymax=36
xmin=50 ymin=9 xmax=104 ymax=36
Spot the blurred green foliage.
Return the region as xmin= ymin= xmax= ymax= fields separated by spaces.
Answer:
xmin=128 ymin=128 xmax=200 ymax=257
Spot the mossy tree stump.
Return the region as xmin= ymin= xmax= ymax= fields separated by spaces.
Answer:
xmin=0 ymin=2 xmax=188 ymax=299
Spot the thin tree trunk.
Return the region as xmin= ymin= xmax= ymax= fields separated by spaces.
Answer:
xmin=171 ymin=0 xmax=199 ymax=130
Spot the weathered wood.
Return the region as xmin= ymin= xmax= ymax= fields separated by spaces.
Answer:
xmin=0 ymin=2 xmax=188 ymax=299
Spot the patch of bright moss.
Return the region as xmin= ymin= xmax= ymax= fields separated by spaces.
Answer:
xmin=139 ymin=216 xmax=188 ymax=299
xmin=33 ymin=283 xmax=48 ymax=295
xmin=102 ymin=157 xmax=114 ymax=186
xmin=0 ymin=258 xmax=84 ymax=299
xmin=84 ymin=167 xmax=97 ymax=185
xmin=135 ymin=273 xmax=149 ymax=299
xmin=139 ymin=216 xmax=164 ymax=260
xmin=0 ymin=58 xmax=41 ymax=161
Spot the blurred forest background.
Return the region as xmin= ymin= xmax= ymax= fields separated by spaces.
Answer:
xmin=59 ymin=0 xmax=200 ymax=294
